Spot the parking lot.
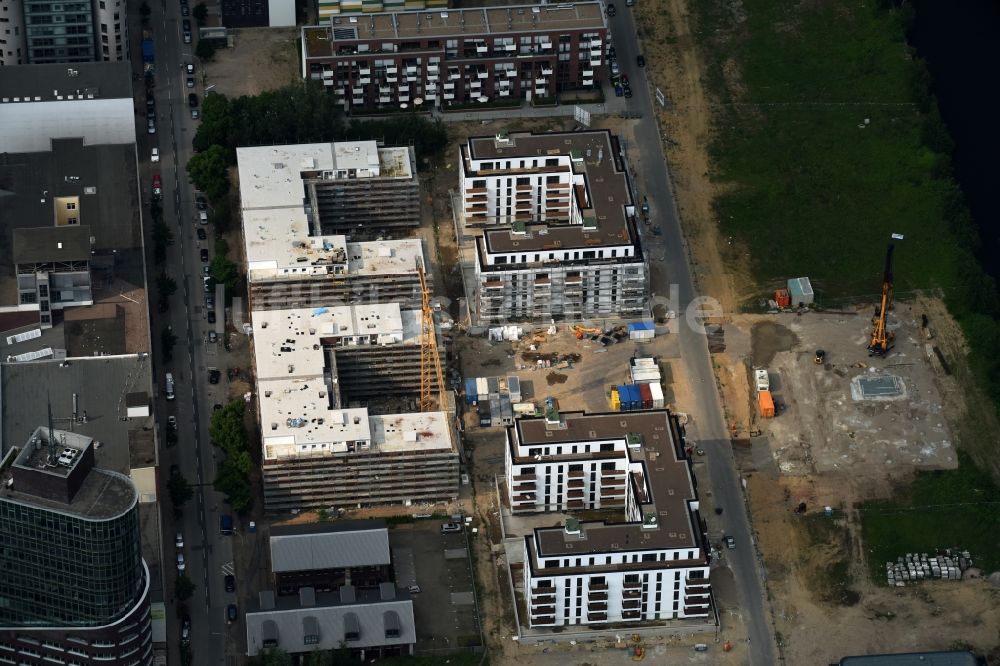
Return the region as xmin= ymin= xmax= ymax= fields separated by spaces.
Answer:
xmin=389 ymin=521 xmax=482 ymax=651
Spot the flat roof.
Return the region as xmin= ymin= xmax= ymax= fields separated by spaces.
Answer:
xmin=0 ymin=356 xmax=154 ymax=474
xmin=466 ymin=131 xmax=639 ymax=255
xmin=243 ymin=208 xmax=424 ymax=280
xmin=838 ymin=652 xmax=984 ymax=666
xmin=511 ymin=411 xmax=700 ymax=559
xmin=2 ymin=428 xmax=137 ymax=520
xmin=304 ymin=2 xmax=605 ymax=56
xmin=370 ymin=411 xmax=455 ymax=454
xmin=12 ymin=226 xmax=93 ymax=265
xmin=236 ymin=141 xmax=413 ymax=211
xmin=0 ymin=139 xmax=146 ymax=306
xmin=0 ymin=61 xmax=133 ymax=104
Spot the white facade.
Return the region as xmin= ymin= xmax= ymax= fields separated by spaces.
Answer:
xmin=507 ymin=411 xmax=712 ymax=628
xmin=94 ymin=0 xmax=127 ymax=62
xmin=462 ymin=131 xmax=648 ymax=324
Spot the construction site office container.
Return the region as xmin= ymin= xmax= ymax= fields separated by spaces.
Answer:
xmin=649 ymin=382 xmax=665 ymax=409
xmin=507 ymin=376 xmax=522 ymax=403
xmin=631 ymin=357 xmax=657 ymax=368
xmin=638 ymin=383 xmax=653 ymax=409
xmin=758 ymin=390 xmax=775 ymax=418
xmin=476 ymin=377 xmax=489 ymax=402
xmin=619 ymin=384 xmax=641 ymax=411
xmin=610 ymin=387 xmax=621 ymax=411
xmin=489 ymin=397 xmax=502 ymax=427
xmin=499 ymin=395 xmax=514 ymax=426
xmin=787 ymin=277 xmax=814 ymax=306
xmin=514 ymin=401 xmax=536 ymax=415
xmin=478 ymin=403 xmax=491 ymax=427
xmin=464 ymin=378 xmax=478 ymax=405
xmin=627 ymin=321 xmax=656 ymax=341
xmin=487 ymin=376 xmax=500 ymax=399
xmin=630 ymin=368 xmax=662 ymax=384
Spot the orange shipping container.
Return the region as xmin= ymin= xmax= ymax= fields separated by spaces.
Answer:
xmin=758 ymin=390 xmax=775 ymax=418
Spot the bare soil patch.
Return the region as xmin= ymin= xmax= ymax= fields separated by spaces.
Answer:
xmin=201 ymin=28 xmax=299 ymax=98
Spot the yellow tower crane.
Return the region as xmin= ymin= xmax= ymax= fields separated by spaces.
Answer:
xmin=418 ymin=260 xmax=446 ymax=412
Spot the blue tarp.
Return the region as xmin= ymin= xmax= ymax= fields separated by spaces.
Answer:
xmin=628 ymin=321 xmax=655 ymax=332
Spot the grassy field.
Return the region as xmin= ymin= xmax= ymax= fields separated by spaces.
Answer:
xmin=692 ymin=0 xmax=965 ymax=303
xmin=860 ymin=452 xmax=1000 ymax=581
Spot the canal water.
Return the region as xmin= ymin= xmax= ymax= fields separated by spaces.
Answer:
xmin=909 ymin=0 xmax=1000 ymax=276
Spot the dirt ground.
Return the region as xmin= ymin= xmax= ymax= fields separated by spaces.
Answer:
xmin=201 ymin=28 xmax=299 ymax=98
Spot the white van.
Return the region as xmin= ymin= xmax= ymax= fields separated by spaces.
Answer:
xmin=199 ymin=210 xmax=208 ymax=224
xmin=165 ymin=372 xmax=175 ymax=400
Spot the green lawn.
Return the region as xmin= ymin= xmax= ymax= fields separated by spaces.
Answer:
xmin=860 ymin=453 xmax=1000 ymax=582
xmin=693 ymin=0 xmax=964 ymax=302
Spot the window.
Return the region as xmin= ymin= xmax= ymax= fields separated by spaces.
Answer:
xmin=65 ymin=202 xmax=76 ymax=210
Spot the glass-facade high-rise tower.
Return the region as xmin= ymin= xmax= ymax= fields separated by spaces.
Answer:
xmin=0 ymin=427 xmax=152 ymax=666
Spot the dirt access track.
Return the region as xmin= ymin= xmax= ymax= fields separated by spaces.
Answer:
xmin=711 ymin=304 xmax=1000 ymax=663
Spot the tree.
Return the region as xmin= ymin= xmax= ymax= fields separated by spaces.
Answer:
xmin=210 ymin=400 xmax=246 ymax=453
xmin=174 ymin=575 xmax=195 ymax=601
xmin=214 ymin=459 xmax=253 ymax=513
xmin=180 ymin=643 xmax=193 ymax=666
xmin=157 ymin=273 xmax=177 ymax=300
xmin=187 ymin=144 xmax=230 ymax=202
xmin=192 ymin=1 xmax=208 ymax=24
xmin=210 ymin=255 xmax=240 ymax=293
xmin=168 ymin=473 xmax=193 ymax=509
xmin=161 ymin=326 xmax=177 ymax=364
xmin=196 ymin=39 xmax=218 ymax=62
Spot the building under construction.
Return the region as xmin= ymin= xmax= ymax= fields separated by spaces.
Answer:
xmin=237 ymin=140 xmax=421 ymax=244
xmin=251 ymin=302 xmax=456 ymax=511
xmin=459 ymin=130 xmax=647 ymax=323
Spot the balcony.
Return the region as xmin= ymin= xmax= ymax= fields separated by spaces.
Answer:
xmin=589 ymin=582 xmax=608 ymax=592
xmin=359 ymin=78 xmax=371 ymax=84
xmin=588 ymin=591 xmax=608 ymax=602
xmin=586 ymin=611 xmax=608 ymax=623
xmin=513 ymin=472 xmax=536 ymax=481
xmin=686 ymin=576 xmax=711 ymax=588
xmin=622 ymin=610 xmax=642 ymax=621
xmin=532 ymin=615 xmax=556 ymax=626
xmin=567 ymin=499 xmax=585 ymax=509
xmin=622 ymin=597 xmax=641 ymax=609
xmin=530 ymin=605 xmax=555 ymax=619
xmin=513 ymin=482 xmax=535 ymax=492
xmin=623 ymin=579 xmax=642 ymax=590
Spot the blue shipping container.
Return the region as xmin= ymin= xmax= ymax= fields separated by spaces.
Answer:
xmin=464 ymin=378 xmax=478 ymax=405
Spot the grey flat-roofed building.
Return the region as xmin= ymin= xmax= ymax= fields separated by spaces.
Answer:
xmin=0 ymin=63 xmax=135 ymax=153
xmin=12 ymin=226 xmax=93 ymax=265
xmin=270 ymin=520 xmax=391 ymax=572
xmin=837 ymin=651 xmax=986 ymax=666
xmin=245 ymin=587 xmax=414 ymax=658
xmin=0 ymin=356 xmax=153 ymax=474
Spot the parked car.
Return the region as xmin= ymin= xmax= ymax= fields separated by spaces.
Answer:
xmin=186 ymin=62 xmax=195 ymax=75
xmin=441 ymin=522 xmax=462 ymax=534
xmin=207 ymin=330 xmax=218 ymax=344
xmin=226 ymin=604 xmax=238 ymax=624
xmin=186 ymin=76 xmax=195 ymax=89
xmin=152 ymin=174 xmax=162 ymax=198
xmin=195 ymin=195 xmax=208 ymax=210
xmin=605 ymin=2 xmax=616 ymax=16
xmin=181 ymin=3 xmax=189 ymax=15
xmin=167 ymin=415 xmax=177 ymax=430
xmin=182 ymin=19 xmax=191 ymax=31
xmin=151 ymin=147 xmax=159 ymax=162
xmin=725 ymin=535 xmax=736 ymax=549
xmin=636 ymin=54 xmax=646 ymax=67
xmin=209 ymin=369 xmax=221 ymax=384
xmin=191 ymin=108 xmax=200 ymax=120
xmin=224 ymin=574 xmax=235 ymax=592
xmin=206 ymin=296 xmax=215 ymax=310
xmin=196 ymin=227 xmax=207 ymax=240
xmin=199 ymin=210 xmax=209 ymax=224
xmin=175 ymin=532 xmax=184 ymax=548
xmin=614 ymin=85 xmax=624 ymax=97
xmin=147 ymin=119 xmax=156 ymax=134
xmin=176 ymin=553 xmax=186 ymax=571
xmin=207 ymin=310 xmax=216 ymax=324
xmin=624 ymin=86 xmax=633 ymax=99
xmin=407 ymin=585 xmax=422 ymax=594
xmin=188 ymin=93 xmax=198 ymax=108
xmin=181 ymin=614 xmax=191 ymax=643
xmin=183 ymin=32 xmax=191 ymax=44
xmin=200 ymin=248 xmax=209 ymax=262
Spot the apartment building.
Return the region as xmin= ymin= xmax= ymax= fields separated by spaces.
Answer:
xmin=505 ymin=410 xmax=711 ymax=627
xmin=301 ymin=2 xmax=606 ymax=110
xmin=461 ymin=130 xmax=646 ymax=323
xmin=0 ymin=0 xmax=128 ymax=65
xmin=237 ymin=141 xmax=421 ymax=242
xmin=0 ymin=428 xmax=152 ymax=665
xmin=252 ymin=302 xmax=457 ymax=511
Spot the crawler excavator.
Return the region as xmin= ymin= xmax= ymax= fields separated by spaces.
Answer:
xmin=868 ymin=244 xmax=895 ymax=357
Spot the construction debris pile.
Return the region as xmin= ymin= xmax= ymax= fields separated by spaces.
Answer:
xmin=885 ymin=550 xmax=973 ymax=586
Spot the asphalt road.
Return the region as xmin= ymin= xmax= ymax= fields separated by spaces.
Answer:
xmin=129 ymin=0 xmax=238 ymax=662
xmin=608 ymin=8 xmax=778 ymax=664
